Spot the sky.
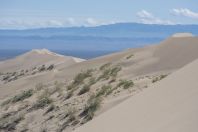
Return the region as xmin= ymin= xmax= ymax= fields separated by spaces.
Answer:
xmin=0 ymin=0 xmax=198 ymax=29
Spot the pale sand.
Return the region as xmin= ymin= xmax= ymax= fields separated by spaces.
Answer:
xmin=0 ymin=35 xmax=198 ymax=100
xmin=74 ymin=58 xmax=198 ymax=132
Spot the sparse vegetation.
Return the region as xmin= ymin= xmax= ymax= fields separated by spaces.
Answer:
xmin=65 ymin=90 xmax=74 ymax=100
xmin=80 ymin=95 xmax=102 ymax=121
xmin=126 ymin=54 xmax=134 ymax=59
xmin=78 ymin=84 xmax=91 ymax=95
xmin=31 ymin=92 xmax=52 ymax=110
xmin=117 ymin=80 xmax=134 ymax=89
xmin=58 ymin=107 xmax=78 ymax=132
xmin=98 ymin=65 xmax=121 ymax=80
xmin=39 ymin=65 xmax=46 ymax=72
xmin=47 ymin=64 xmax=54 ymax=71
xmin=152 ymin=74 xmax=168 ymax=83
xmin=0 ymin=113 xmax=24 ymax=131
xmin=99 ymin=63 xmax=111 ymax=70
xmin=44 ymin=104 xmax=55 ymax=115
xmin=12 ymin=89 xmax=34 ymax=103
xmin=96 ymin=85 xmax=112 ymax=97
xmin=1 ymin=89 xmax=33 ymax=106
xmin=73 ymin=69 xmax=93 ymax=85
xmin=52 ymin=81 xmax=63 ymax=95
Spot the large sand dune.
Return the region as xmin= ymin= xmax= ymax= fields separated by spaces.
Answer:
xmin=0 ymin=33 xmax=198 ymax=132
xmin=74 ymin=58 xmax=198 ymax=132
xmin=0 ymin=49 xmax=84 ymax=72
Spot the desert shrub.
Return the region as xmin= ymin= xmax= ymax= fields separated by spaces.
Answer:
xmin=80 ymin=95 xmax=101 ymax=121
xmin=110 ymin=66 xmax=122 ymax=77
xmin=96 ymin=85 xmax=112 ymax=97
xmin=117 ymin=80 xmax=134 ymax=89
xmin=73 ymin=69 xmax=93 ymax=85
xmin=58 ymin=107 xmax=77 ymax=132
xmin=65 ymin=90 xmax=74 ymax=100
xmin=98 ymin=68 xmax=111 ymax=80
xmin=1 ymin=89 xmax=33 ymax=106
xmin=1 ymin=99 xmax=12 ymax=107
xmin=12 ymin=89 xmax=34 ymax=103
xmin=99 ymin=63 xmax=111 ymax=71
xmin=152 ymin=78 xmax=159 ymax=83
xmin=152 ymin=74 xmax=167 ymax=83
xmin=126 ymin=54 xmax=134 ymax=59
xmin=105 ymin=86 xmax=116 ymax=96
xmin=51 ymin=81 xmax=63 ymax=95
xmin=88 ymin=77 xmax=97 ymax=85
xmin=78 ymin=85 xmax=90 ymax=95
xmin=38 ymin=65 xmax=46 ymax=72
xmin=2 ymin=75 xmax=10 ymax=81
xmin=0 ymin=113 xmax=24 ymax=131
xmin=160 ymin=74 xmax=167 ymax=80
xmin=47 ymin=64 xmax=54 ymax=71
xmin=108 ymin=76 xmax=116 ymax=83
xmin=44 ymin=104 xmax=55 ymax=115
xmin=98 ymin=65 xmax=122 ymax=80
xmin=32 ymin=93 xmax=52 ymax=110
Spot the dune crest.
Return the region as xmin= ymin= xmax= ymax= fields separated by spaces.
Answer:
xmin=172 ymin=32 xmax=193 ymax=38
xmin=74 ymin=59 xmax=198 ymax=132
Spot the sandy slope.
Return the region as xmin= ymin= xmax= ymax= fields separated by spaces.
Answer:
xmin=57 ymin=35 xmax=198 ymax=78
xmin=74 ymin=59 xmax=198 ymax=132
xmin=0 ymin=33 xmax=198 ymax=132
xmin=1 ymin=35 xmax=198 ymax=100
xmin=0 ymin=49 xmax=84 ymax=72
xmin=0 ymin=49 xmax=84 ymax=99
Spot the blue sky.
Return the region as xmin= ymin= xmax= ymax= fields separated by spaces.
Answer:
xmin=0 ymin=0 xmax=198 ymax=29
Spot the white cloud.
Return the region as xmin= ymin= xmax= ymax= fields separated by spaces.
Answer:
xmin=171 ymin=8 xmax=198 ymax=19
xmin=136 ymin=10 xmax=174 ymax=25
xmin=84 ymin=18 xmax=103 ymax=26
xmin=0 ymin=18 xmax=114 ymax=29
xmin=0 ymin=18 xmax=79 ymax=29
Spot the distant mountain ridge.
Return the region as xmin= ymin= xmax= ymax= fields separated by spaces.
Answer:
xmin=0 ymin=23 xmax=198 ymax=51
xmin=1 ymin=23 xmax=198 ymax=37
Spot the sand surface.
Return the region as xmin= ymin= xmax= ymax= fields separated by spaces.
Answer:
xmin=74 ymin=58 xmax=198 ymax=132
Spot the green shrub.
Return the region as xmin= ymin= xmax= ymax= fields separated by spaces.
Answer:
xmin=99 ymin=63 xmax=111 ymax=70
xmin=44 ymin=104 xmax=55 ymax=115
xmin=78 ymin=85 xmax=90 ymax=95
xmin=65 ymin=90 xmax=74 ymax=100
xmin=32 ymin=93 xmax=52 ymax=110
xmin=47 ymin=64 xmax=54 ymax=71
xmin=73 ymin=69 xmax=93 ymax=85
xmin=12 ymin=89 xmax=34 ymax=103
xmin=110 ymin=66 xmax=121 ymax=77
xmin=0 ymin=113 xmax=24 ymax=131
xmin=96 ymin=85 xmax=112 ymax=97
xmin=152 ymin=74 xmax=167 ymax=83
xmin=80 ymin=95 xmax=101 ymax=121
xmin=98 ymin=68 xmax=111 ymax=80
xmin=38 ymin=65 xmax=46 ymax=72
xmin=117 ymin=80 xmax=134 ymax=89
xmin=88 ymin=77 xmax=97 ymax=85
xmin=1 ymin=89 xmax=33 ymax=106
xmin=98 ymin=65 xmax=121 ymax=80
xmin=126 ymin=54 xmax=134 ymax=59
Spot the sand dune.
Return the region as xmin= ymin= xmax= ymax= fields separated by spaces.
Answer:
xmin=0 ymin=49 xmax=84 ymax=99
xmin=1 ymin=34 xmax=198 ymax=99
xmin=0 ymin=49 xmax=84 ymax=72
xmin=74 ymin=58 xmax=198 ymax=132
xmin=57 ymin=34 xmax=198 ymax=78
xmin=0 ymin=33 xmax=198 ymax=132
